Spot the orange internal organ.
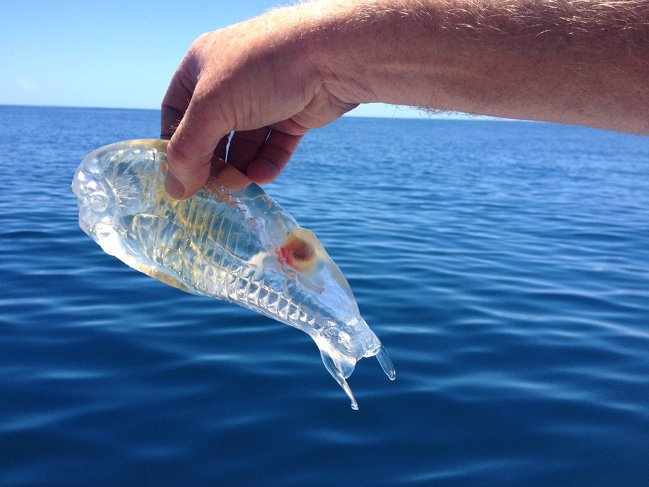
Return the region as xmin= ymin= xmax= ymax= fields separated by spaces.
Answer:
xmin=276 ymin=234 xmax=316 ymax=272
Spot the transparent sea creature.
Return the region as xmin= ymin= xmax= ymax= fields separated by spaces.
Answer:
xmin=72 ymin=139 xmax=395 ymax=409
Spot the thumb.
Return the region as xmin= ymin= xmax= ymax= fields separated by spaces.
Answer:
xmin=164 ymin=94 xmax=231 ymax=199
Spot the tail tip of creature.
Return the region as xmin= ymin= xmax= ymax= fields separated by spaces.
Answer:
xmin=375 ymin=344 xmax=396 ymax=380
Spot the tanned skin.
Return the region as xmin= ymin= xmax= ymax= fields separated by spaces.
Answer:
xmin=161 ymin=0 xmax=649 ymax=199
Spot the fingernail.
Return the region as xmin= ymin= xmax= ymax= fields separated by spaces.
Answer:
xmin=165 ymin=170 xmax=185 ymax=199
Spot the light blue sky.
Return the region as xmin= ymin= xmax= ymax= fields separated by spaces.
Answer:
xmin=1 ymin=0 xmax=431 ymax=118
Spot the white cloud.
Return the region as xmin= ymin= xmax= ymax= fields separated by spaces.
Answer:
xmin=16 ymin=78 xmax=40 ymax=91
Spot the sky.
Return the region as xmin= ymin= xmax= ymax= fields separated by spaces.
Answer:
xmin=0 ymin=0 xmax=431 ymax=118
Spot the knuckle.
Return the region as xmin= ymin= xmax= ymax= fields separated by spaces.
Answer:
xmin=166 ymin=140 xmax=194 ymax=171
xmin=167 ymin=139 xmax=212 ymax=175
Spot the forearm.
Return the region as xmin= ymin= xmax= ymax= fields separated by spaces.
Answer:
xmin=300 ymin=0 xmax=649 ymax=134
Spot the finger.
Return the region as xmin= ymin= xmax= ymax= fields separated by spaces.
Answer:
xmin=226 ymin=128 xmax=271 ymax=172
xmin=246 ymin=130 xmax=304 ymax=185
xmin=270 ymin=118 xmax=312 ymax=136
xmin=161 ymin=105 xmax=185 ymax=140
xmin=160 ymin=61 xmax=196 ymax=140
xmin=205 ymin=156 xmax=253 ymax=193
xmin=165 ymin=82 xmax=233 ymax=199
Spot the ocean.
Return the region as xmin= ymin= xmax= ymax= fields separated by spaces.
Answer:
xmin=1 ymin=104 xmax=648 ymax=486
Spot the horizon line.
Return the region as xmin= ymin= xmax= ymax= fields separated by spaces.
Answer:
xmin=1 ymin=102 xmax=526 ymax=123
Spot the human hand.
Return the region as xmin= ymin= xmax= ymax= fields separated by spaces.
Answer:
xmin=162 ymin=0 xmax=649 ymax=199
xmin=161 ymin=6 xmax=359 ymax=199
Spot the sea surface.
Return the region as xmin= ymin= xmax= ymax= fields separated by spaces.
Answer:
xmin=1 ymin=105 xmax=648 ymax=486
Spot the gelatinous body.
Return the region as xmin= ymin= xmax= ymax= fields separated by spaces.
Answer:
xmin=72 ymin=139 xmax=394 ymax=409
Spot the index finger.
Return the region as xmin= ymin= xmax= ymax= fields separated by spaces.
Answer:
xmin=161 ymin=63 xmax=199 ymax=198
xmin=161 ymin=62 xmax=195 ymax=140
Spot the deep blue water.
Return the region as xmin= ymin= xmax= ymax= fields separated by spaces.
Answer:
xmin=1 ymin=105 xmax=649 ymax=486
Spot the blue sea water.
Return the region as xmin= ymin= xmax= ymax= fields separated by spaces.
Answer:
xmin=1 ymin=104 xmax=649 ymax=486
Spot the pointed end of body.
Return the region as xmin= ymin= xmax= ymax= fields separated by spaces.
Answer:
xmin=375 ymin=344 xmax=396 ymax=381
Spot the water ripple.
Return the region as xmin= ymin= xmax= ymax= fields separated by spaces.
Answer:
xmin=2 ymin=107 xmax=649 ymax=486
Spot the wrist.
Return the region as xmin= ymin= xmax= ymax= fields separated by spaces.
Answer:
xmin=299 ymin=0 xmax=392 ymax=105
xmin=295 ymin=0 xmax=446 ymax=107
